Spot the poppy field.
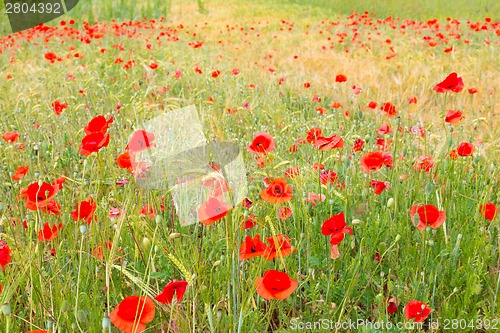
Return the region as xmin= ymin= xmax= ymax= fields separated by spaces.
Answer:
xmin=0 ymin=0 xmax=499 ymax=332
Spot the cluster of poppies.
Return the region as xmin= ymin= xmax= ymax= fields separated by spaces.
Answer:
xmin=79 ymin=115 xmax=113 ymax=156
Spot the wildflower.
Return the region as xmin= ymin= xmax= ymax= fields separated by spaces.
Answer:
xmin=404 ymin=300 xmax=432 ymax=322
xmin=255 ymin=270 xmax=298 ymax=300
xmin=413 ymin=155 xmax=434 ymax=172
xmin=314 ymin=134 xmax=344 ymax=150
xmin=278 ymin=206 xmax=292 ymax=220
xmin=480 ymin=203 xmax=497 ymax=221
xmin=433 ymin=72 xmax=464 ymax=93
xmin=79 ymin=132 xmax=110 ymax=156
xmin=263 ymin=234 xmax=295 ymax=260
xmin=38 ymin=222 xmax=63 ymax=242
xmin=456 ymin=142 xmax=474 ymax=156
xmin=260 ymin=178 xmax=293 ymax=204
xmin=155 ymin=280 xmax=188 ymax=304
xmin=360 ymin=152 xmax=393 ymax=172
xmin=370 ymin=180 xmax=391 ymax=194
xmin=84 ymin=115 xmax=113 ymax=135
xmin=247 ymin=132 xmax=275 ymax=154
xmin=445 ymin=110 xmax=463 ymax=124
xmin=0 ymin=240 xmax=12 ymax=270
xmin=110 ymin=296 xmax=155 ymax=333
xmin=52 ymin=100 xmax=68 ymax=115
xmin=12 ymin=165 xmax=28 ymax=181
xmin=410 ymin=204 xmax=446 ymax=230
xmin=2 ymin=131 xmax=19 ymax=143
xmin=71 ymin=197 xmax=97 ymax=224
xmin=23 ymin=181 xmax=60 ymax=210
xmin=197 ymin=197 xmax=232 ymax=225
xmin=239 ymin=235 xmax=267 ymax=260
xmin=126 ymin=130 xmax=155 ymax=153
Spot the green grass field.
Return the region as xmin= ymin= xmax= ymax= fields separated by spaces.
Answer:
xmin=0 ymin=0 xmax=499 ymax=332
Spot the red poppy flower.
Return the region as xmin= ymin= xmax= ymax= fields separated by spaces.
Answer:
xmin=79 ymin=132 xmax=110 ymax=156
xmin=12 ymin=165 xmax=28 ymax=181
xmin=331 ymin=101 xmax=342 ymax=108
xmin=433 ymin=72 xmax=464 ymax=93
xmin=360 ymin=152 xmax=392 ymax=172
xmin=41 ymin=200 xmax=62 ymax=215
xmin=139 ymin=204 xmax=157 ymax=219
xmin=377 ymin=123 xmax=392 ymax=135
xmin=408 ymin=96 xmax=417 ymax=104
xmin=24 ymin=181 xmax=60 ymax=210
xmin=468 ymin=87 xmax=478 ymax=94
xmin=370 ymin=180 xmax=391 ymax=194
xmin=93 ymin=241 xmax=114 ymax=261
xmin=367 ymin=101 xmax=378 ymax=109
xmin=410 ymin=204 xmax=446 ymax=230
xmin=241 ymin=213 xmax=257 ymax=229
xmin=38 ymin=222 xmax=63 ymax=242
xmin=304 ymin=192 xmax=326 ymax=206
xmin=445 ymin=110 xmax=464 ymax=124
xmin=149 ymin=63 xmax=159 ymax=70
xmin=247 ymin=132 xmax=275 ymax=154
xmin=335 ymin=74 xmax=347 ymax=82
xmin=242 ymin=197 xmax=253 ymax=209
xmin=320 ymin=170 xmax=338 ymax=185
xmin=0 ymin=240 xmax=12 ymax=270
xmin=456 ymin=142 xmax=474 ymax=156
xmin=51 ymin=100 xmax=68 ymax=115
xmin=278 ymin=206 xmax=292 ymax=220
xmin=197 ymin=197 xmax=232 ymax=225
xmin=44 ymin=52 xmax=60 ymax=63
xmin=387 ymin=300 xmax=398 ymax=314
xmin=2 ymin=131 xmax=19 ymax=143
xmin=239 ymin=235 xmax=267 ymax=261
xmin=126 ymin=130 xmax=156 ymax=153
xmin=404 ymin=300 xmax=432 ymax=322
xmin=211 ymin=70 xmax=221 ymax=78
xmin=352 ymin=138 xmax=365 ymax=152
xmin=480 ymin=203 xmax=497 ymax=221
xmin=381 ymin=102 xmax=397 ymax=116
xmin=413 ymin=155 xmax=434 ymax=172
xmin=117 ymin=151 xmax=135 ymax=172
xmin=263 ymin=234 xmax=295 ymax=260
xmin=313 ymin=134 xmax=344 ymax=150
xmin=260 ymin=178 xmax=293 ymax=204
xmin=110 ymin=296 xmax=155 ymax=333
xmin=321 ymin=212 xmax=353 ymax=245
xmin=71 ymin=197 xmax=97 ymax=224
xmin=84 ymin=115 xmax=113 ymax=135
xmin=155 ymin=280 xmax=188 ymax=304
xmin=26 ymin=330 xmax=50 ymax=333
xmin=255 ymin=270 xmax=298 ymax=300
xmin=202 ymin=177 xmax=231 ymax=197
xmin=306 ymin=128 xmax=322 ymax=144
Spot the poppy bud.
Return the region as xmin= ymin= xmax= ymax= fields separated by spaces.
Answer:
xmin=79 ymin=225 xmax=87 ymax=234
xmin=395 ymin=234 xmax=401 ymax=242
xmin=142 ymin=237 xmax=151 ymax=250
xmin=102 ymin=316 xmax=111 ymax=329
xmin=387 ymin=198 xmax=394 ymax=207
xmin=1 ymin=303 xmax=11 ymax=315
xmin=213 ymin=260 xmax=221 ymax=267
xmin=169 ymin=232 xmax=181 ymax=239
xmin=155 ymin=215 xmax=162 ymax=224
xmin=352 ymin=219 xmax=362 ymax=225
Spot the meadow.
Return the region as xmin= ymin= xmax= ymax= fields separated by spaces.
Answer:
xmin=0 ymin=0 xmax=499 ymax=332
